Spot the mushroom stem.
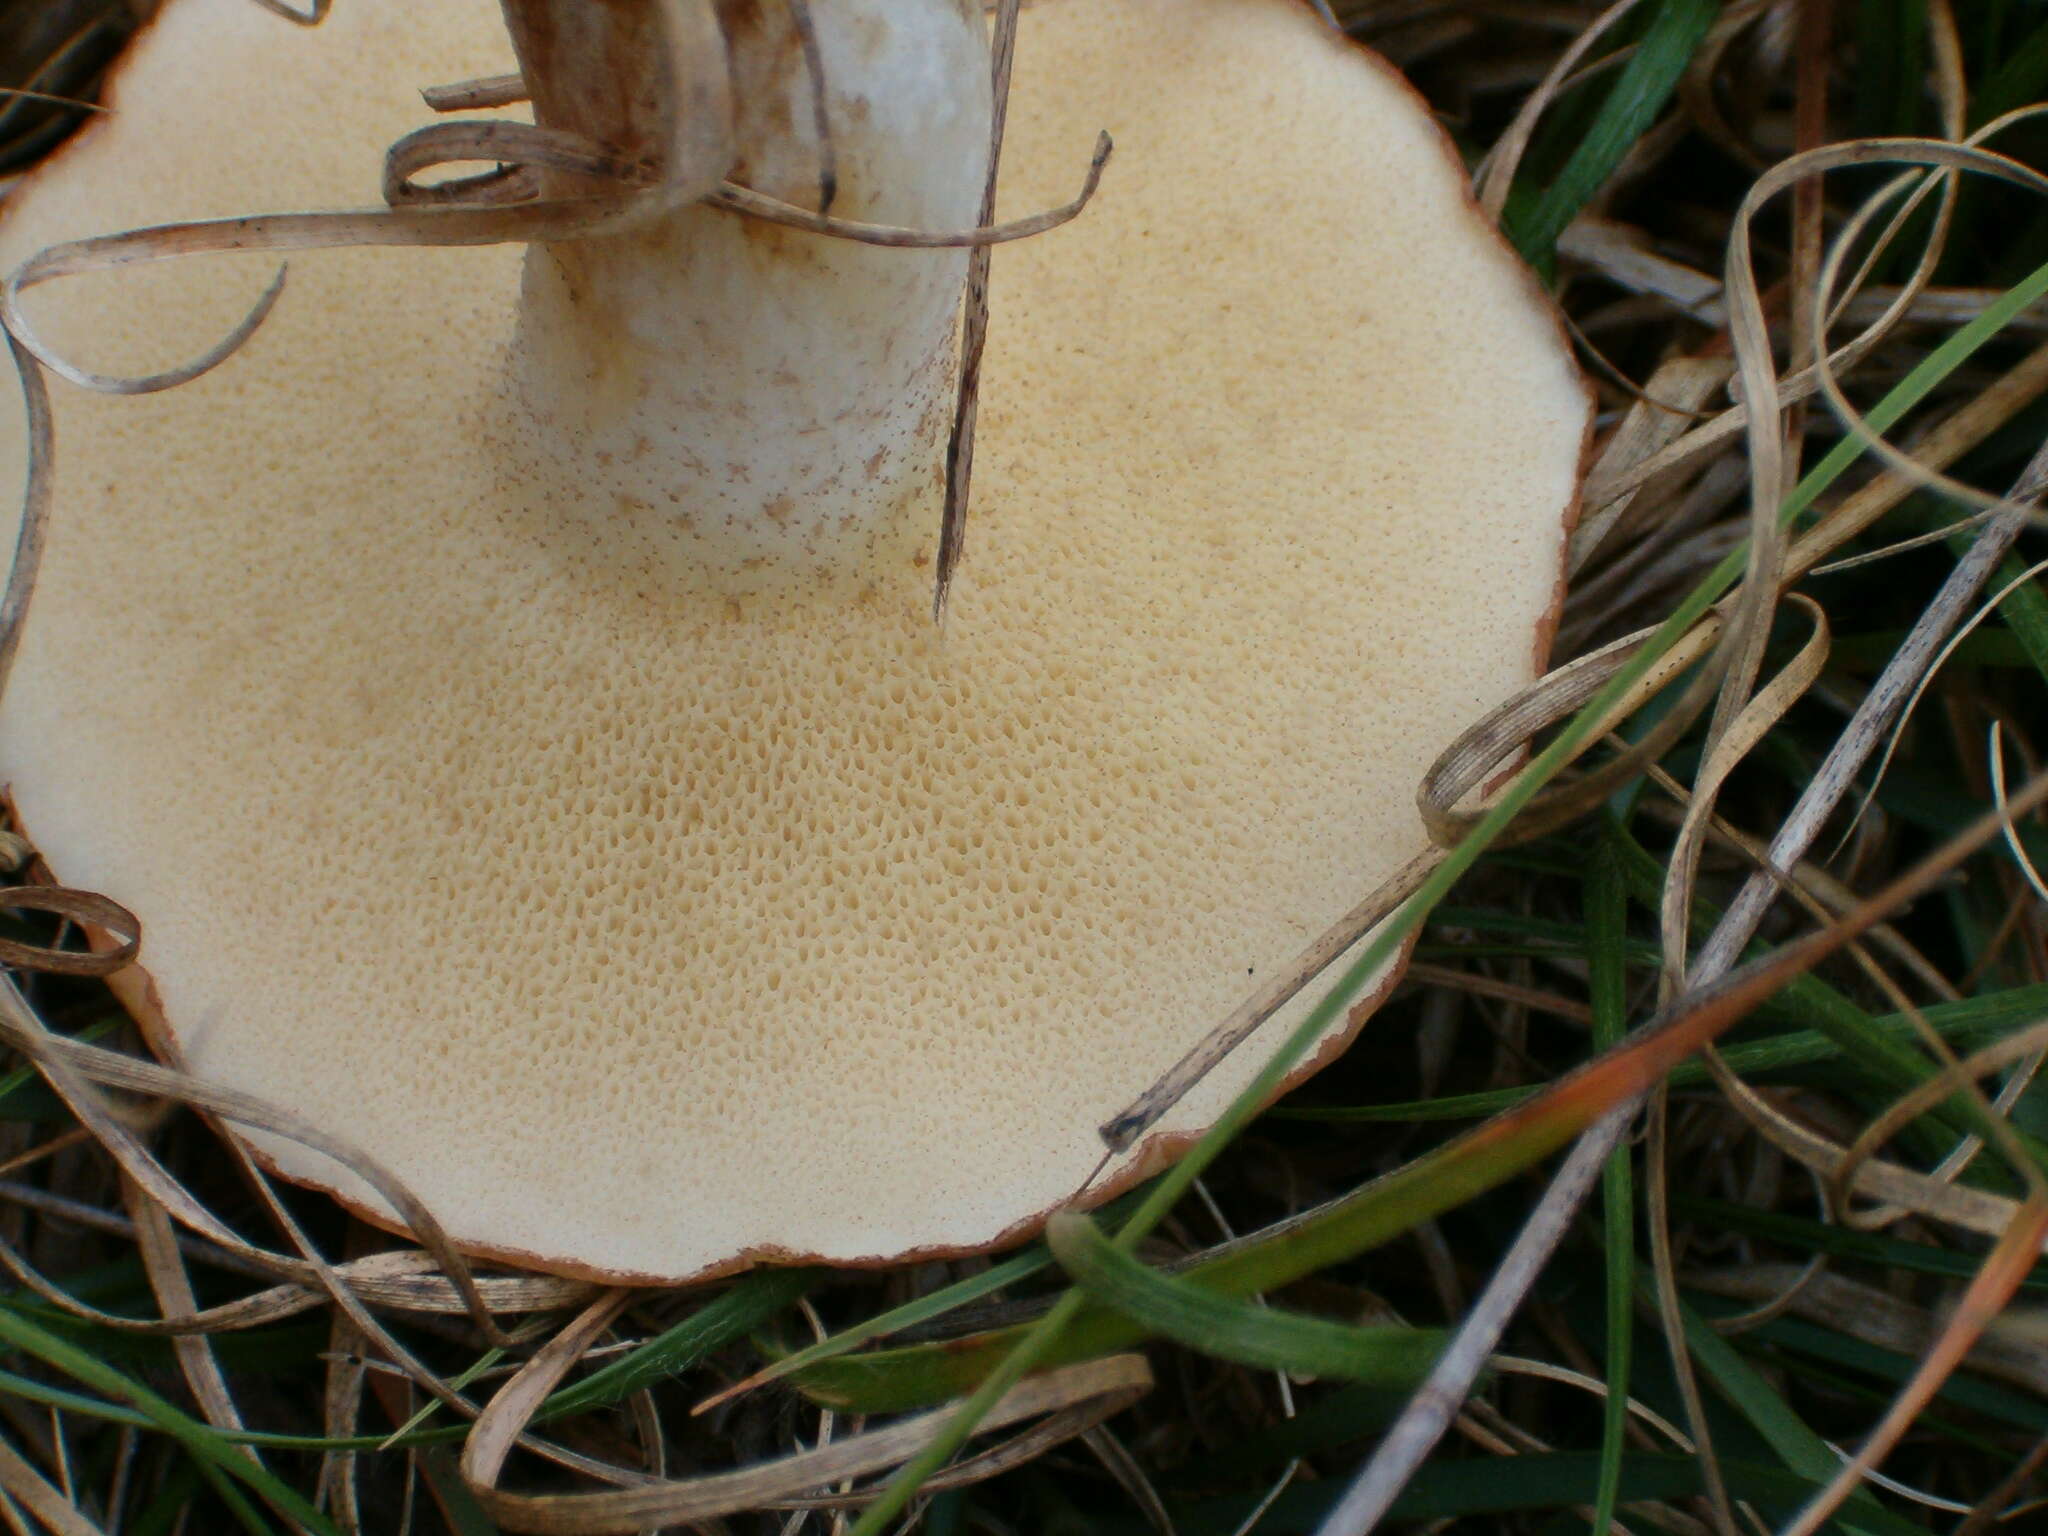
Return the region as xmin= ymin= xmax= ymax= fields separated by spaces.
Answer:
xmin=495 ymin=0 xmax=733 ymax=199
xmin=495 ymin=0 xmax=994 ymax=596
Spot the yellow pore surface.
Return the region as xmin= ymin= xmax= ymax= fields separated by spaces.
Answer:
xmin=0 ymin=0 xmax=1585 ymax=1278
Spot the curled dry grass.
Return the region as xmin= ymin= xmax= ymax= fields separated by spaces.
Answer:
xmin=6 ymin=0 xmax=2048 ymax=1531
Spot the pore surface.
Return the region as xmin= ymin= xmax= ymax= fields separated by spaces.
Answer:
xmin=0 ymin=0 xmax=1583 ymax=1279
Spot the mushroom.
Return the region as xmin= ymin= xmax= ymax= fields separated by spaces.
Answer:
xmin=0 ymin=0 xmax=1588 ymax=1282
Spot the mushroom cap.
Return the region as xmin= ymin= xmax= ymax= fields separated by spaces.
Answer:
xmin=0 ymin=0 xmax=1587 ymax=1281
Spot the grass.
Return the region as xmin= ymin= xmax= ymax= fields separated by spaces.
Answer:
xmin=6 ymin=0 xmax=2048 ymax=1531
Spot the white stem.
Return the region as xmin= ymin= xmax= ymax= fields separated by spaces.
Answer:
xmin=497 ymin=0 xmax=991 ymax=597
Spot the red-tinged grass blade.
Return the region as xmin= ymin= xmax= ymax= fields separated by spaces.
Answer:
xmin=806 ymin=769 xmax=2048 ymax=1416
xmin=1587 ymin=827 xmax=1634 ymax=1536
xmin=1275 ymin=982 xmax=2048 ymax=1123
xmin=1780 ymin=1196 xmax=2048 ymax=1535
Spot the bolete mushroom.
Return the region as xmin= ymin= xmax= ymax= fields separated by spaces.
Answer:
xmin=0 ymin=0 xmax=1588 ymax=1282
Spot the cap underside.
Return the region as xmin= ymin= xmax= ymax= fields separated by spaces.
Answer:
xmin=0 ymin=0 xmax=1585 ymax=1280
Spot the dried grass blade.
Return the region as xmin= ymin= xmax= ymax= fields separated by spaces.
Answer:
xmin=229 ymin=1147 xmax=513 ymax=1434
xmin=1779 ymin=1197 xmax=2048 ymax=1536
xmin=1786 ymin=0 xmax=1835 ymax=397
xmin=381 ymin=121 xmax=646 ymax=207
xmin=0 ymin=1304 xmax=339 ymax=1534
xmin=1418 ymin=614 xmax=1724 ymax=848
xmin=1692 ymin=437 xmax=2048 ymax=990
xmin=1990 ymin=720 xmax=2048 ymax=905
xmin=1853 ymin=559 xmax=2048 ymax=876
xmin=1658 ymin=593 xmax=1829 ymax=986
xmin=1098 ymin=847 xmax=1440 ymax=1152
xmin=1674 ymin=0 xmax=1771 ymax=170
xmin=1645 ymin=1087 xmax=1737 ymax=1535
xmin=1602 ymin=141 xmax=2048 ymax=512
xmin=0 ymin=134 xmax=1111 ymax=399
xmin=1786 ymin=337 xmax=2048 ymax=583
xmin=932 ymin=0 xmax=1023 ymax=621
xmin=319 ymin=1315 xmax=368 ymax=1536
xmin=419 ymin=74 xmax=528 ymax=114
xmin=1688 ymin=1265 xmax=2048 ymax=1396
xmin=463 ymin=1287 xmax=1149 ymax=1533
xmin=1803 ymin=134 xmax=2048 ymax=520
xmin=1573 ymin=351 xmax=1732 ymax=572
xmin=0 ymin=886 xmax=136 ymax=975
xmin=494 ymin=0 xmax=733 ymax=205
xmin=0 ymin=337 xmax=51 ymax=708
xmin=1838 ymin=1021 xmax=2048 ymax=1203
xmin=0 ymin=1218 xmax=584 ymax=1334
xmin=0 ymin=1435 xmax=100 ymax=1536
xmin=1697 ymin=1021 xmax=2048 ymax=1243
xmin=0 ymin=976 xmax=509 ymax=1343
xmin=0 ymin=88 xmax=103 ymax=115
xmin=1953 ymin=1436 xmax=2048 ymax=1536
xmin=121 ymin=1176 xmax=255 ymax=1445
xmin=1556 ymin=214 xmax=1724 ymax=322
xmin=708 ymin=131 xmax=1109 ymax=250
xmin=1310 ymin=1110 xmax=1623 ymax=1536
xmin=248 ymin=0 xmax=330 ymax=24
xmin=1474 ymin=0 xmax=1646 ymax=221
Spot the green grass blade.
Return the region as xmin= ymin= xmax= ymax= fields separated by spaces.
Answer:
xmin=1275 ymin=980 xmax=2048 ymax=1122
xmin=734 ymin=1248 xmax=1049 ymax=1398
xmin=1971 ymin=548 xmax=2048 ymax=681
xmin=838 ymin=255 xmax=2048 ymax=1527
xmin=537 ymin=1266 xmax=816 ymax=1420
xmin=378 ymin=1345 xmax=505 ymax=1444
xmin=1044 ymin=1212 xmax=1444 ymax=1385
xmin=126 ymin=1461 xmax=205 ymax=1536
xmin=418 ymin=1448 xmax=504 ymax=1536
xmin=1588 ymin=828 xmax=1634 ymax=1536
xmin=1156 ymin=1451 xmax=1930 ymax=1534
xmin=1831 ymin=626 xmax=2034 ymax=670
xmin=1657 ymin=1277 xmax=1893 ymax=1531
xmin=1969 ymin=18 xmax=2048 ymax=128
xmin=1607 ymin=820 xmax=2045 ymax=1167
xmin=0 ymin=1368 xmax=152 ymax=1427
xmin=1854 ymin=0 xmax=1927 ymax=137
xmin=1749 ymin=1311 xmax=2048 ymax=1434
xmin=1676 ymin=1194 xmax=2048 ymax=1290
xmin=0 ymin=1302 xmax=339 ymax=1536
xmin=1503 ymin=0 xmax=1720 ymax=269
